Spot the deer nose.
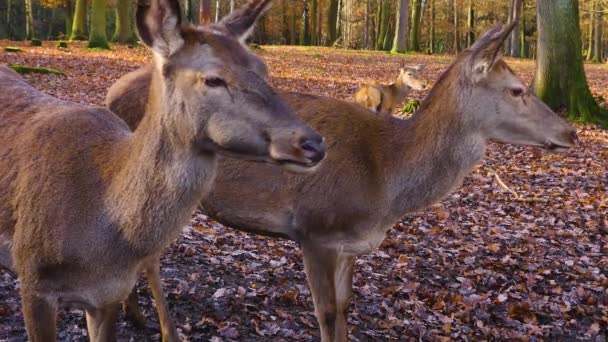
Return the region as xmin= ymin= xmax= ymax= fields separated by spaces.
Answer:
xmin=299 ymin=136 xmax=326 ymax=164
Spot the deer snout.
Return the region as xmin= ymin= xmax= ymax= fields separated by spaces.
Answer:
xmin=299 ymin=135 xmax=326 ymax=164
xmin=269 ymin=127 xmax=326 ymax=172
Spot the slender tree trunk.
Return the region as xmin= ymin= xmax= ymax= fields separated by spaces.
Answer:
xmin=377 ymin=0 xmax=387 ymax=50
xmin=311 ymin=0 xmax=318 ymax=44
xmin=520 ymin=0 xmax=527 ymax=57
xmin=6 ymin=0 xmax=12 ymax=39
xmin=289 ymin=4 xmax=297 ymax=45
xmin=88 ymin=0 xmax=109 ymax=49
xmin=467 ymin=0 xmax=474 ymax=47
xmin=70 ymin=0 xmax=87 ymax=40
xmin=113 ymin=0 xmax=136 ymax=44
xmin=430 ymin=0 xmax=435 ymax=53
xmin=510 ymin=0 xmax=521 ymax=57
xmin=591 ymin=2 xmax=603 ymax=62
xmin=327 ymin=0 xmax=339 ymax=45
xmin=230 ymin=0 xmax=235 ymax=13
xmin=317 ymin=0 xmax=323 ymax=44
xmin=453 ymin=0 xmax=459 ymax=53
xmin=364 ymin=0 xmax=370 ymax=49
xmin=392 ymin=0 xmax=408 ymax=53
xmin=200 ymin=0 xmax=212 ymax=24
xmin=410 ymin=0 xmax=422 ymax=51
xmin=215 ymin=0 xmax=221 ymax=22
xmin=301 ymin=0 xmax=310 ymax=45
xmin=384 ymin=10 xmax=395 ymax=51
xmin=25 ymin=0 xmax=35 ymax=40
xmin=534 ymin=0 xmax=607 ymax=125
xmin=63 ymin=0 xmax=74 ymax=38
xmin=587 ymin=0 xmax=595 ymax=59
xmin=47 ymin=8 xmax=56 ymax=39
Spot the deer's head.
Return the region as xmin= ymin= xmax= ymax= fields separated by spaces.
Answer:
xmin=455 ymin=12 xmax=577 ymax=151
xmin=399 ymin=65 xmax=428 ymax=91
xmin=137 ymin=0 xmax=325 ymax=171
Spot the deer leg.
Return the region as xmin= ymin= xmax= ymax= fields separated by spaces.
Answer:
xmin=21 ymin=291 xmax=57 ymax=342
xmin=302 ymin=244 xmax=355 ymax=342
xmin=85 ymin=305 xmax=119 ymax=342
xmin=145 ymin=259 xmax=179 ymax=342
xmin=122 ymin=286 xmax=146 ymax=328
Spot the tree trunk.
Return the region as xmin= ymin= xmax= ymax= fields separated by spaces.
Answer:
xmin=311 ymin=0 xmax=318 ymax=45
xmin=364 ymin=0 xmax=370 ymax=48
xmin=327 ymin=0 xmax=339 ymax=45
xmin=383 ymin=4 xmax=394 ymax=51
xmin=230 ymin=0 xmax=235 ymax=13
xmin=215 ymin=0 xmax=221 ymax=22
xmin=591 ymin=1 xmax=603 ymax=62
xmin=520 ymin=0 xmax=527 ymax=57
xmin=25 ymin=0 xmax=35 ymax=40
xmin=317 ymin=0 xmax=323 ymax=44
xmin=430 ymin=0 xmax=435 ymax=53
xmin=410 ymin=0 xmax=421 ymax=51
xmin=467 ymin=0 xmax=474 ymax=47
xmin=113 ymin=0 xmax=136 ymax=44
xmin=392 ymin=0 xmax=408 ymax=53
xmin=6 ymin=0 xmax=12 ymax=39
xmin=453 ymin=0 xmax=459 ymax=53
xmin=289 ymin=4 xmax=297 ymax=45
xmin=301 ymin=0 xmax=310 ymax=45
xmin=376 ymin=0 xmax=388 ymax=50
xmin=534 ymin=0 xmax=607 ymax=125
xmin=88 ymin=0 xmax=110 ymax=49
xmin=63 ymin=0 xmax=74 ymax=39
xmin=586 ymin=0 xmax=594 ymax=59
xmin=510 ymin=0 xmax=521 ymax=57
xmin=70 ymin=0 xmax=87 ymax=40
xmin=200 ymin=0 xmax=212 ymax=24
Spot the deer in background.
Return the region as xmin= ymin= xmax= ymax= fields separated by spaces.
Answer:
xmin=107 ymin=1 xmax=577 ymax=340
xmin=354 ymin=64 xmax=428 ymax=115
xmin=0 ymin=0 xmax=326 ymax=341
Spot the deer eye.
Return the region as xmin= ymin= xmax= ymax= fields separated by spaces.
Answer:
xmin=510 ymin=88 xmax=524 ymax=97
xmin=205 ymin=77 xmax=226 ymax=88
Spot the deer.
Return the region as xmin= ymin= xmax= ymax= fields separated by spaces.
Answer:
xmin=353 ymin=64 xmax=428 ymax=115
xmin=106 ymin=1 xmax=578 ymax=340
xmin=0 ymin=0 xmax=327 ymax=340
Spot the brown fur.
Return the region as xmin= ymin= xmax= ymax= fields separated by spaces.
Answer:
xmin=108 ymin=4 xmax=577 ymax=340
xmin=0 ymin=0 xmax=324 ymax=341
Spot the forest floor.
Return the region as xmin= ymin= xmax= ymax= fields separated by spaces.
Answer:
xmin=0 ymin=41 xmax=607 ymax=341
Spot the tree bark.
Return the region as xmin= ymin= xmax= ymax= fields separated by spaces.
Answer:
xmin=391 ymin=0 xmax=408 ymax=53
xmin=534 ymin=0 xmax=607 ymax=125
xmin=376 ymin=0 xmax=389 ymax=50
xmin=586 ymin=0 xmax=595 ymax=59
xmin=289 ymin=3 xmax=297 ymax=45
xmin=200 ymin=0 xmax=211 ymax=24
xmin=215 ymin=0 xmax=221 ymax=22
xmin=113 ymin=0 xmax=136 ymax=44
xmin=230 ymin=0 xmax=235 ymax=13
xmin=410 ymin=0 xmax=422 ymax=51
xmin=6 ymin=0 xmax=12 ymax=39
xmin=70 ymin=0 xmax=87 ymax=40
xmin=88 ymin=0 xmax=109 ymax=49
xmin=63 ymin=0 xmax=74 ymax=39
xmin=364 ymin=0 xmax=370 ymax=49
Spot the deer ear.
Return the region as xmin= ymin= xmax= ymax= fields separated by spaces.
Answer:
xmin=136 ymin=0 xmax=183 ymax=59
xmin=469 ymin=0 xmax=520 ymax=82
xmin=220 ymin=0 xmax=273 ymax=43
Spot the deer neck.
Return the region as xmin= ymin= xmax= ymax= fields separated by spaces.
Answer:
xmin=383 ymin=74 xmax=486 ymax=222
xmin=389 ymin=75 xmax=410 ymax=102
xmin=105 ymin=70 xmax=213 ymax=256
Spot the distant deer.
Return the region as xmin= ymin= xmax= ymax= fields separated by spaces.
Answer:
xmin=0 ymin=0 xmax=326 ymax=341
xmin=107 ymin=1 xmax=577 ymax=340
xmin=354 ymin=64 xmax=428 ymax=115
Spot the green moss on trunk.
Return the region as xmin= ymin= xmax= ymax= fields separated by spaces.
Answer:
xmin=88 ymin=0 xmax=110 ymax=49
xmin=70 ymin=0 xmax=87 ymax=41
xmin=112 ymin=0 xmax=137 ymax=44
xmin=534 ymin=0 xmax=607 ymax=127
